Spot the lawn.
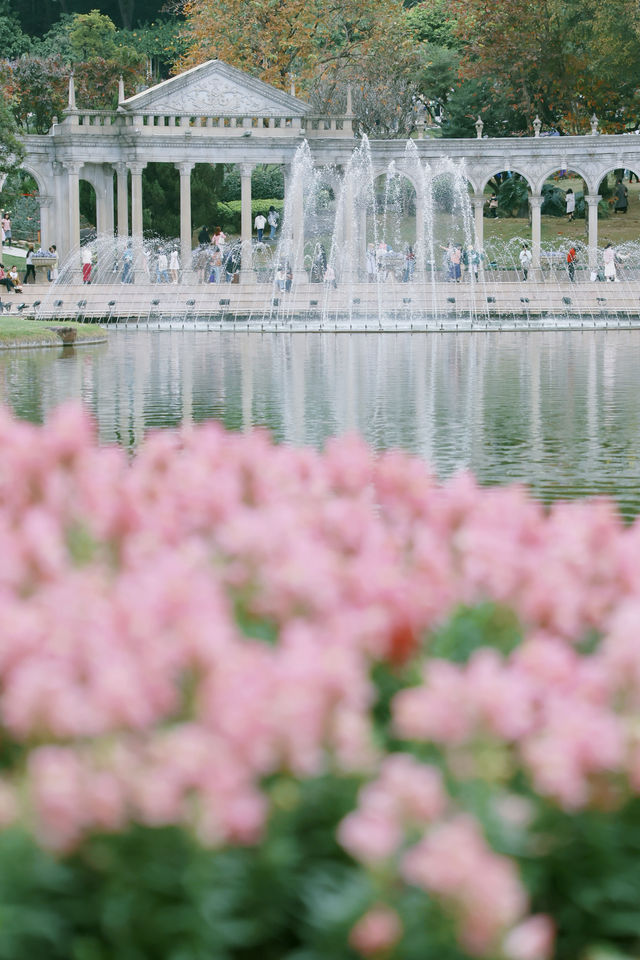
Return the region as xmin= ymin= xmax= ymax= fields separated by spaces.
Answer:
xmin=0 ymin=318 xmax=106 ymax=346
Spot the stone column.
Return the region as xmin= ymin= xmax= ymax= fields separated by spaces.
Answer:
xmin=176 ymin=161 xmax=195 ymax=276
xmin=37 ymin=195 xmax=54 ymax=249
xmin=415 ymin=190 xmax=426 ymax=279
xmin=530 ymin=194 xmax=543 ymax=277
xmin=128 ymin=162 xmax=146 ymax=242
xmin=472 ymin=195 xmax=485 ymax=252
xmin=65 ymin=161 xmax=82 ymax=255
xmin=240 ymin=162 xmax=256 ymax=283
xmin=96 ymin=166 xmax=114 ymax=242
xmin=115 ymin=163 xmax=129 ymax=238
xmin=586 ymin=195 xmax=601 ymax=273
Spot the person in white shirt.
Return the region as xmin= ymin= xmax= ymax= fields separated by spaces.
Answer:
xmin=254 ymin=213 xmax=266 ymax=242
xmin=169 ymin=249 xmax=180 ymax=283
xmin=7 ymin=265 xmax=21 ymax=292
xmin=565 ymin=188 xmax=575 ymax=222
xmin=267 ymin=206 xmax=279 ymax=240
xmin=156 ymin=251 xmax=169 ymax=283
xmin=519 ymin=243 xmax=532 ymax=280
xmin=603 ymin=243 xmax=617 ymax=281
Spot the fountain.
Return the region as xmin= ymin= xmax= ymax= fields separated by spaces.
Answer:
xmin=31 ymin=139 xmax=640 ymax=332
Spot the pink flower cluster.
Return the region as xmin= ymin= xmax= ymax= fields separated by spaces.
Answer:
xmin=3 ymin=404 xmax=640 ymax=957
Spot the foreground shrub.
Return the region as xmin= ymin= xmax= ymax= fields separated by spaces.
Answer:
xmin=1 ymin=406 xmax=640 ymax=958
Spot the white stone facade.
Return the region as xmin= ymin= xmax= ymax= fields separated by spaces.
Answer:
xmin=19 ymin=58 xmax=640 ymax=274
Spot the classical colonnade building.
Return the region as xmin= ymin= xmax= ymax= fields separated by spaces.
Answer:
xmin=18 ymin=58 xmax=640 ymax=278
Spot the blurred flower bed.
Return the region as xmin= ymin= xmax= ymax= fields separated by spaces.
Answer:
xmin=0 ymin=406 xmax=640 ymax=960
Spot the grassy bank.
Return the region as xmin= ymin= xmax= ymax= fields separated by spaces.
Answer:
xmin=0 ymin=319 xmax=107 ymax=348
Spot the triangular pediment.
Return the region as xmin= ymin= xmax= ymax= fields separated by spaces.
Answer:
xmin=121 ymin=60 xmax=310 ymax=117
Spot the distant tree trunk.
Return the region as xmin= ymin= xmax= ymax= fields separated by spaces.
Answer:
xmin=117 ymin=0 xmax=136 ymax=29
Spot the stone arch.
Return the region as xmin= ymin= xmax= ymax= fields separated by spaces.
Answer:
xmin=534 ymin=163 xmax=594 ymax=196
xmin=480 ymin=167 xmax=535 ymax=195
xmin=369 ymin=169 xmax=417 ymax=254
xmin=2 ymin=163 xmax=49 ymax=247
xmin=595 ymin=163 xmax=640 ymax=191
xmin=16 ymin=162 xmax=50 ymax=197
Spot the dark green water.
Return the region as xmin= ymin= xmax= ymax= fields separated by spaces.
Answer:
xmin=2 ymin=328 xmax=640 ymax=517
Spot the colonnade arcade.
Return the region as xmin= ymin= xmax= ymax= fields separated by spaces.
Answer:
xmin=19 ymin=57 xmax=640 ymax=280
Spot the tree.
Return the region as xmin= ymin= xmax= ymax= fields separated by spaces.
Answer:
xmin=33 ymin=10 xmax=145 ymax=69
xmin=450 ymin=0 xmax=640 ymax=132
xmin=0 ymin=0 xmax=31 ymax=58
xmin=440 ymin=78 xmax=528 ymax=138
xmin=0 ymin=57 xmax=68 ymax=133
xmin=119 ymin=20 xmax=187 ymax=81
xmin=0 ymin=98 xmax=24 ymax=179
xmin=178 ymin=0 xmax=411 ymax=93
xmin=405 ymin=0 xmax=459 ymax=49
xmin=413 ymin=43 xmax=459 ymax=123
xmin=11 ymin=0 xmax=173 ymax=35
xmin=68 ymin=9 xmax=118 ymax=60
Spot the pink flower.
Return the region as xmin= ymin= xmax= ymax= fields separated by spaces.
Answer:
xmin=349 ymin=905 xmax=403 ymax=955
xmin=503 ymin=915 xmax=555 ymax=960
xmin=338 ymin=809 xmax=402 ymax=865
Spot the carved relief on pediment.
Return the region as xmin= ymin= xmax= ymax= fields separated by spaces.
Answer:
xmin=137 ymin=78 xmax=295 ymax=116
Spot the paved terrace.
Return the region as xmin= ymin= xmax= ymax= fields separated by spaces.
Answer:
xmin=6 ymin=280 xmax=640 ymax=332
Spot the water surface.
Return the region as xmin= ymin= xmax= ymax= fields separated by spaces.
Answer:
xmin=1 ymin=329 xmax=639 ymax=517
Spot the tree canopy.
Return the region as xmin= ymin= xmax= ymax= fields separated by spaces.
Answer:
xmin=4 ymin=0 xmax=640 ymax=145
xmin=450 ymin=0 xmax=640 ymax=132
xmin=178 ymin=0 xmax=411 ymax=92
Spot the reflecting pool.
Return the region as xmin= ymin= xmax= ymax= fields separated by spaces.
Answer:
xmin=1 ymin=329 xmax=640 ymax=517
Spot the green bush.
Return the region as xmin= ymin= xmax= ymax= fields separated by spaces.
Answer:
xmin=432 ymin=176 xmax=455 ymax=213
xmin=220 ymin=165 xmax=285 ymax=202
xmin=497 ymin=176 xmax=529 ymax=217
xmin=216 ymin=199 xmax=284 ymax=236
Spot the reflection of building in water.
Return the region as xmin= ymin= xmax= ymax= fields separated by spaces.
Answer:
xmin=1 ymin=330 xmax=640 ymax=515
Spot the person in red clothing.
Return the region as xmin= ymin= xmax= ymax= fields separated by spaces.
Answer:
xmin=567 ymin=245 xmax=577 ymax=282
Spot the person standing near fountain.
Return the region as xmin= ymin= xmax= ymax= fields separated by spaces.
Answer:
xmin=614 ymin=179 xmax=629 ymax=214
xmin=210 ymin=246 xmax=223 ymax=283
xmin=23 ymin=245 xmax=35 ymax=284
xmin=82 ymin=246 xmax=93 ymax=284
xmin=267 ymin=206 xmax=279 ymax=240
xmin=403 ymin=246 xmax=416 ymax=282
xmin=169 ymin=249 xmax=180 ymax=283
xmin=366 ymin=244 xmax=377 ymax=282
xmin=324 ymin=263 xmax=337 ymax=288
xmin=121 ymin=243 xmax=134 ymax=284
xmin=254 ymin=212 xmax=266 ymax=243
xmin=451 ymin=244 xmax=462 ymax=282
xmin=212 ymin=226 xmax=226 ymax=251
xmin=156 ymin=249 xmax=169 ymax=283
xmin=47 ymin=245 xmax=58 ymax=281
xmin=603 ymin=242 xmax=617 ymax=281
xmin=567 ymin=245 xmax=577 ymax=281
xmin=565 ymin=188 xmax=575 ymax=222
xmin=519 ymin=243 xmax=532 ymax=280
